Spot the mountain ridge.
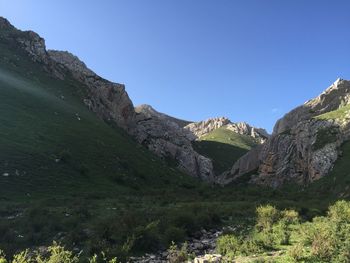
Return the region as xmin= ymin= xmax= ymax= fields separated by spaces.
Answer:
xmin=221 ymin=79 xmax=350 ymax=187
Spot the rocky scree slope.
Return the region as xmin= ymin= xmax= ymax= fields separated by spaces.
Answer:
xmin=221 ymin=79 xmax=350 ymax=187
xmin=0 ymin=17 xmax=217 ymax=181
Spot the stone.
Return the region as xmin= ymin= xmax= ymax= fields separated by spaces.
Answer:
xmin=184 ymin=118 xmax=269 ymax=144
xmin=194 ymin=254 xmax=222 ymax=263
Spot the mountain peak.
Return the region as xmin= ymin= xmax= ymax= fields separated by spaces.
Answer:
xmin=0 ymin=16 xmax=13 ymax=29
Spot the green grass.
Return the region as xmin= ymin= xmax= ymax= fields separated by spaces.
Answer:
xmin=315 ymin=104 xmax=350 ymax=120
xmin=193 ymin=127 xmax=258 ymax=174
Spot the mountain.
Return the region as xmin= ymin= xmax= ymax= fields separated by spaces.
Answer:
xmin=184 ymin=117 xmax=269 ymax=143
xmin=2 ymin=15 xmax=350 ymax=261
xmin=184 ymin=117 xmax=269 ymax=174
xmin=0 ymin=16 xmax=207 ymax=198
xmin=221 ymin=78 xmax=350 ymax=187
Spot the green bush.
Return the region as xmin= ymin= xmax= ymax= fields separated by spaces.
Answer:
xmin=255 ymin=205 xmax=279 ymax=232
xmin=287 ymin=243 xmax=305 ymax=261
xmin=216 ymin=235 xmax=240 ymax=260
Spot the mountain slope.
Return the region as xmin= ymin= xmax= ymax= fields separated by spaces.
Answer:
xmin=193 ymin=127 xmax=258 ymax=174
xmin=223 ymin=79 xmax=350 ymax=187
xmin=0 ymin=34 xmax=200 ymax=199
xmin=185 ymin=117 xmax=269 ymax=174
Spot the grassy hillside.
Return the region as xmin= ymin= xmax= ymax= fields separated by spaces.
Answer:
xmin=193 ymin=127 xmax=258 ymax=174
xmin=0 ymin=38 xmax=222 ymax=257
xmin=1 ymin=24 xmax=350 ymax=262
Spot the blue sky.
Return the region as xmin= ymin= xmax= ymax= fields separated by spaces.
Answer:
xmin=1 ymin=0 xmax=350 ymax=132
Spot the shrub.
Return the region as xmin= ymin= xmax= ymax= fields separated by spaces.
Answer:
xmin=328 ymin=200 xmax=350 ymax=224
xmin=216 ymin=235 xmax=240 ymax=259
xmin=36 ymin=242 xmax=79 ymax=263
xmin=0 ymin=250 xmax=7 ymax=263
xmin=287 ymin=243 xmax=305 ymax=261
xmin=132 ymin=221 xmax=161 ymax=252
xmin=255 ymin=205 xmax=279 ymax=232
xmin=167 ymin=242 xmax=191 ymax=263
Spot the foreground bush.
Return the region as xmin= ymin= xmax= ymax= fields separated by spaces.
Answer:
xmin=0 ymin=243 xmax=118 ymax=263
xmin=298 ymin=200 xmax=350 ymax=262
xmin=217 ymin=201 xmax=350 ymax=262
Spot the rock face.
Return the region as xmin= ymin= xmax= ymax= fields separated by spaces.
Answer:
xmin=1 ymin=16 xmax=216 ymax=181
xmin=273 ymin=78 xmax=350 ymax=134
xmin=49 ymin=50 xmax=136 ymax=131
xmin=134 ymin=106 xmax=214 ymax=180
xmin=184 ymin=117 xmax=231 ymax=138
xmin=223 ymin=79 xmax=350 ymax=187
xmin=184 ymin=117 xmax=269 ymax=144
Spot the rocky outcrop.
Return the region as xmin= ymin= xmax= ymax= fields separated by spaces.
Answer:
xmin=134 ymin=108 xmax=214 ymax=180
xmin=184 ymin=117 xmax=230 ymax=138
xmin=274 ymin=78 xmax=350 ymax=134
xmin=224 ymin=79 xmax=350 ymax=187
xmin=226 ymin=122 xmax=269 ymax=144
xmin=49 ymin=50 xmax=136 ymax=130
xmin=184 ymin=117 xmax=269 ymax=144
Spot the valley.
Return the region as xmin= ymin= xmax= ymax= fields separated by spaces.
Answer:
xmin=0 ymin=15 xmax=350 ymax=263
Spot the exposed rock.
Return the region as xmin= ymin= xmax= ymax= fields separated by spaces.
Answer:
xmin=49 ymin=50 xmax=136 ymax=130
xmin=194 ymin=254 xmax=222 ymax=263
xmin=224 ymin=79 xmax=350 ymax=187
xmin=274 ymin=78 xmax=350 ymax=134
xmin=226 ymin=122 xmax=269 ymax=144
xmin=184 ymin=117 xmax=269 ymax=144
xmin=130 ymin=228 xmax=223 ymax=263
xmin=184 ymin=117 xmax=230 ymax=138
xmin=134 ymin=109 xmax=214 ymax=181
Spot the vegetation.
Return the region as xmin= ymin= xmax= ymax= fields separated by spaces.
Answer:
xmin=217 ymin=201 xmax=350 ymax=262
xmin=0 ymin=242 xmax=118 ymax=263
xmin=315 ymin=103 xmax=350 ymax=121
xmin=193 ymin=127 xmax=258 ymax=173
xmin=312 ymin=127 xmax=338 ymax=151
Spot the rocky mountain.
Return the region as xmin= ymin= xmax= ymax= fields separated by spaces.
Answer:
xmin=185 ymin=117 xmax=269 ymax=144
xmin=221 ymin=79 xmax=350 ymax=187
xmin=0 ymin=17 xmax=217 ymax=181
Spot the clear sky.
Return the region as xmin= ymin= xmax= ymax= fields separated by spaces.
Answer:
xmin=1 ymin=0 xmax=350 ymax=132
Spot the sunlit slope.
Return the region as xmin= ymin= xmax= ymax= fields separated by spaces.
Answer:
xmin=193 ymin=127 xmax=258 ymax=174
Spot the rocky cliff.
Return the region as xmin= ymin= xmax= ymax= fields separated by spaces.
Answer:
xmin=0 ymin=17 xmax=216 ymax=181
xmin=222 ymin=79 xmax=350 ymax=187
xmin=184 ymin=117 xmax=269 ymax=144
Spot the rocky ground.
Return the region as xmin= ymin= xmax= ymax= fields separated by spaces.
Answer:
xmin=128 ymin=227 xmax=231 ymax=263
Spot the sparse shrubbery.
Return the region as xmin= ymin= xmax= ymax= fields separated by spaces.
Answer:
xmin=298 ymin=200 xmax=350 ymax=262
xmin=0 ymin=243 xmax=118 ymax=263
xmin=217 ymin=205 xmax=299 ymax=260
xmin=217 ymin=201 xmax=350 ymax=262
